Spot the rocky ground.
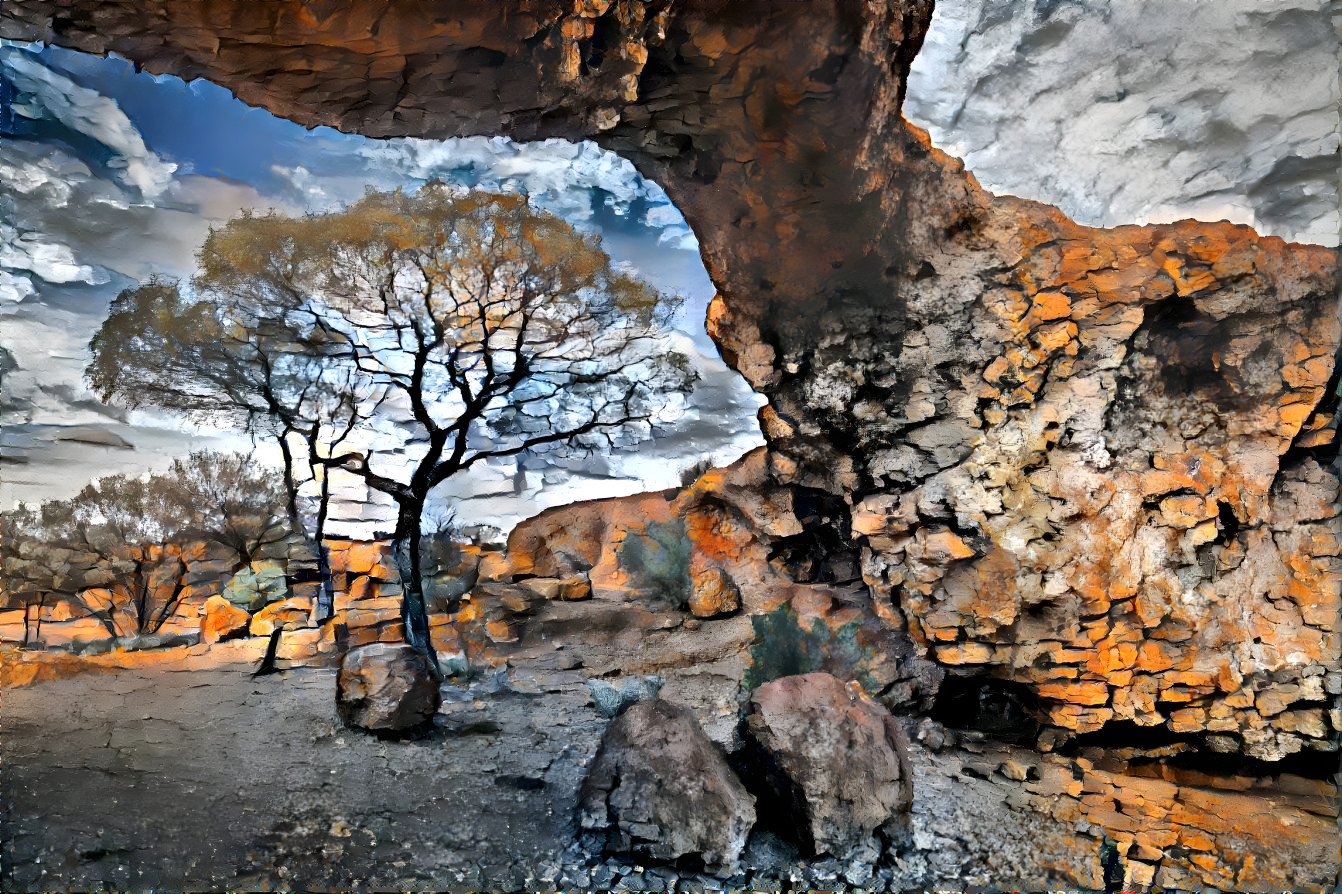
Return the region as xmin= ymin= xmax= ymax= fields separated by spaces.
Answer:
xmin=4 ymin=636 xmax=1336 ymax=892
xmin=0 ymin=640 xmax=1085 ymax=892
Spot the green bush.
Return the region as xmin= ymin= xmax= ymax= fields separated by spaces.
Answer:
xmin=744 ymin=602 xmax=878 ymax=692
xmin=619 ymin=517 xmax=692 ymax=609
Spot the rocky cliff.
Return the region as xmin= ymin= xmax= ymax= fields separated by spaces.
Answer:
xmin=3 ymin=1 xmax=1338 ymax=889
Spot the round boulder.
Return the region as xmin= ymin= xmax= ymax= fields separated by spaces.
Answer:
xmin=579 ymin=699 xmax=756 ymax=871
xmin=336 ymin=642 xmax=441 ymax=732
xmin=743 ymin=672 xmax=912 ymax=857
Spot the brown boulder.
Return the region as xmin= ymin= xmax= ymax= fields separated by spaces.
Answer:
xmin=579 ymin=699 xmax=756 ymax=871
xmin=336 ymin=643 xmax=441 ymax=732
xmin=743 ymin=672 xmax=912 ymax=857
xmin=248 ymin=596 xmax=314 ymax=636
xmin=200 ymin=595 xmax=250 ymax=644
xmin=686 ymin=563 xmax=740 ymax=618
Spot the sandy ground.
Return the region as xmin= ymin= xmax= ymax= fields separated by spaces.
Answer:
xmin=1 ymin=640 xmax=1215 ymax=892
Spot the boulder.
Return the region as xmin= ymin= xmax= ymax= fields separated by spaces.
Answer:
xmin=743 ymin=672 xmax=912 ymax=857
xmin=248 ymin=596 xmax=314 ymax=636
xmin=336 ymin=643 xmax=441 ymax=732
xmin=200 ymin=595 xmax=250 ymax=644
xmin=579 ymin=699 xmax=755 ymax=871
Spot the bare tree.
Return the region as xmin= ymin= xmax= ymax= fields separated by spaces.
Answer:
xmin=86 ymin=277 xmax=358 ymax=618
xmin=188 ymin=185 xmax=697 ymax=666
xmin=0 ymin=452 xmax=289 ymax=642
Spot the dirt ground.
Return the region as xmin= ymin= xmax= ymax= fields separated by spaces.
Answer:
xmin=2 ymin=640 xmax=611 ymax=891
xmin=3 ymin=639 xmax=1279 ymax=893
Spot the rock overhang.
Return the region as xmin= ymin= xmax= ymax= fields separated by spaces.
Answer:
xmin=4 ymin=0 xmax=1338 ymax=806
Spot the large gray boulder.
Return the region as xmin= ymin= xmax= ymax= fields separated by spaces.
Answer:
xmin=744 ymin=672 xmax=912 ymax=857
xmin=579 ymin=699 xmax=756 ymax=870
xmin=336 ymin=643 xmax=441 ymax=732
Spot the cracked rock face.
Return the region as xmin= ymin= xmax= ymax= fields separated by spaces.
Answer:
xmin=578 ymin=698 xmax=756 ymax=870
xmin=743 ymin=672 xmax=913 ymax=857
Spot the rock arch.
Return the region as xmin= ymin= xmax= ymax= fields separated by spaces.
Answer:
xmin=6 ymin=0 xmax=1338 ymax=821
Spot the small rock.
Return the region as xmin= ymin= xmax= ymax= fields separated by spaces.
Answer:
xmin=517 ymin=577 xmax=561 ymax=600
xmin=336 ymin=642 xmax=441 ymax=731
xmin=687 ymin=565 xmax=739 ymax=618
xmin=248 ymin=596 xmax=313 ymax=636
xmin=588 ymin=676 xmax=664 ymax=718
xmin=579 ymin=699 xmax=756 ymax=871
xmin=200 ymin=595 xmax=250 ymax=644
xmin=557 ymin=575 xmax=592 ymax=601
xmin=915 ymin=717 xmax=949 ymax=751
xmin=742 ymin=672 xmax=912 ymax=857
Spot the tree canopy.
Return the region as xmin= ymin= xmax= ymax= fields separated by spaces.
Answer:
xmin=86 ymin=184 xmax=696 ymax=662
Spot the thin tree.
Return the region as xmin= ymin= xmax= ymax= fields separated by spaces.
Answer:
xmin=191 ymin=185 xmax=696 ymax=666
xmin=86 ymin=278 xmax=357 ymax=619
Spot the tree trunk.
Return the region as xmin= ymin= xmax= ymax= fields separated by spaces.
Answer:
xmin=392 ymin=507 xmax=439 ymax=676
xmin=313 ymin=468 xmax=336 ymax=623
xmin=276 ymin=431 xmax=302 ymax=534
xmin=24 ymin=595 xmax=44 ymax=648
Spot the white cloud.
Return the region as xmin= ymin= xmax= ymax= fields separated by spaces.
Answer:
xmin=358 ymin=136 xmax=698 ymax=245
xmin=0 ymin=222 xmax=106 ymax=285
xmin=1 ymin=46 xmax=178 ymax=198
xmin=0 ymin=50 xmax=755 ymax=525
xmin=0 ymin=270 xmax=35 ymax=304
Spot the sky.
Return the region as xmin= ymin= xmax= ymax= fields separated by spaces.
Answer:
xmin=0 ymin=40 xmax=766 ymax=536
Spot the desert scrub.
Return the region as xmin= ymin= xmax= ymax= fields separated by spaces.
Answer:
xmin=744 ymin=602 xmax=878 ymax=692
xmin=619 ymin=517 xmax=693 ymax=609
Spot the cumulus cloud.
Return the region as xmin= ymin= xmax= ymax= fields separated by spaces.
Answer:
xmin=358 ymin=136 xmax=699 ymax=246
xmin=905 ymin=0 xmax=1340 ymax=245
xmin=0 ymin=222 xmax=106 ymax=285
xmin=0 ymin=270 xmax=36 ymax=304
xmin=1 ymin=45 xmax=178 ymax=199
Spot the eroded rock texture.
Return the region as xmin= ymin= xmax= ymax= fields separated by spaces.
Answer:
xmin=743 ymin=672 xmax=913 ymax=858
xmin=579 ymin=699 xmax=756 ymax=870
xmin=3 ymin=0 xmax=1337 ymax=888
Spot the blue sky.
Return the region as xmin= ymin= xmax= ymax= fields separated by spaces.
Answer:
xmin=0 ymin=41 xmax=764 ymax=533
